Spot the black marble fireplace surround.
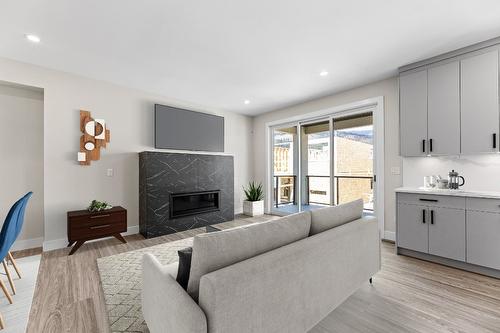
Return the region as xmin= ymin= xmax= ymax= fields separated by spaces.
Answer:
xmin=139 ymin=151 xmax=234 ymax=238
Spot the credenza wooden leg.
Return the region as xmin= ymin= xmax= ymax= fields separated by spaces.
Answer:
xmin=113 ymin=234 xmax=127 ymax=244
xmin=67 ymin=241 xmax=76 ymax=248
xmin=68 ymin=241 xmax=85 ymax=255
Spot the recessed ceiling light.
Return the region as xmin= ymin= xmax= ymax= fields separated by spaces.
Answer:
xmin=244 ymin=100 xmax=250 ymax=105
xmin=319 ymin=71 xmax=329 ymax=77
xmin=25 ymin=34 xmax=40 ymax=43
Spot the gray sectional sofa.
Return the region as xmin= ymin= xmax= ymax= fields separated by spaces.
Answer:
xmin=142 ymin=199 xmax=381 ymax=333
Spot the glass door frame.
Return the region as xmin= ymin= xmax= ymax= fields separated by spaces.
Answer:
xmin=267 ymin=100 xmax=383 ymax=236
xmin=270 ymin=121 xmax=301 ymax=215
xmin=297 ymin=117 xmax=333 ymax=211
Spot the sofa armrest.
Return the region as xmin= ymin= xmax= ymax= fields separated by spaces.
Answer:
xmin=141 ymin=253 xmax=207 ymax=333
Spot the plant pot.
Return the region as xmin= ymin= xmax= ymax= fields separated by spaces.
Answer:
xmin=243 ymin=200 xmax=264 ymax=217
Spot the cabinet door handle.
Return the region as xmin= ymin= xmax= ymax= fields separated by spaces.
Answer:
xmin=90 ymin=224 xmax=111 ymax=229
xmin=90 ymin=214 xmax=111 ymax=219
xmin=429 ymin=138 xmax=433 ymax=152
xmin=422 ymin=209 xmax=426 ymax=224
xmin=430 ymin=210 xmax=434 ymax=225
xmin=419 ymin=198 xmax=438 ymax=202
xmin=422 ymin=139 xmax=426 ymax=153
xmin=494 ymin=133 xmax=497 ymax=149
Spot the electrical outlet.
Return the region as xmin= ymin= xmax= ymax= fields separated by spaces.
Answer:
xmin=391 ymin=166 xmax=401 ymax=175
xmin=107 ymin=168 xmax=114 ymax=177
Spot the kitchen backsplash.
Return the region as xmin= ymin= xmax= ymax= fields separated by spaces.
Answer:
xmin=402 ymin=154 xmax=500 ymax=191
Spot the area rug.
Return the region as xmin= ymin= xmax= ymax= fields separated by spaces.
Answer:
xmin=97 ymin=237 xmax=193 ymax=333
xmin=1 ymin=254 xmax=41 ymax=333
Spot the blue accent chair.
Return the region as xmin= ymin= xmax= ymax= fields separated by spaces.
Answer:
xmin=0 ymin=192 xmax=33 ymax=304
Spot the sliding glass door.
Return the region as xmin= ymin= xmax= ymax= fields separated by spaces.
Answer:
xmin=271 ymin=111 xmax=374 ymax=215
xmin=271 ymin=125 xmax=298 ymax=214
xmin=300 ymin=119 xmax=331 ymax=211
xmin=333 ymin=114 xmax=374 ymax=211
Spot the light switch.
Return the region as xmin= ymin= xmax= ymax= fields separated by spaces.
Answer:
xmin=391 ymin=166 xmax=401 ymax=175
xmin=107 ymin=168 xmax=114 ymax=177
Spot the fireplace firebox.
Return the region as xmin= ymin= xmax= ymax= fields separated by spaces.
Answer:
xmin=170 ymin=190 xmax=221 ymax=218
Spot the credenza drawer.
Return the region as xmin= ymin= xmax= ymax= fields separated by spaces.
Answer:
xmin=397 ymin=192 xmax=465 ymax=209
xmin=69 ymin=222 xmax=126 ymax=241
xmin=466 ymin=197 xmax=500 ymax=213
xmin=68 ymin=211 xmax=126 ymax=228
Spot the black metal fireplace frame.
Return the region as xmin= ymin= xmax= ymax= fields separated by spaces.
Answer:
xmin=169 ymin=190 xmax=221 ymax=219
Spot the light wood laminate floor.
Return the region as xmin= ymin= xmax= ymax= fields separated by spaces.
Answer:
xmin=19 ymin=214 xmax=500 ymax=333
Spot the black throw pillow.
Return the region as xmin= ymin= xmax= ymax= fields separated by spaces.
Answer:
xmin=176 ymin=247 xmax=193 ymax=290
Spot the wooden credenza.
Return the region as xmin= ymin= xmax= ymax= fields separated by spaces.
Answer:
xmin=67 ymin=206 xmax=127 ymax=255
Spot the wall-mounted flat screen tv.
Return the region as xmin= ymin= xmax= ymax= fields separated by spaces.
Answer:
xmin=154 ymin=104 xmax=224 ymax=152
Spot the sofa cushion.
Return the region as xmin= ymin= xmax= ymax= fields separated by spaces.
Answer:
xmin=309 ymin=199 xmax=363 ymax=235
xmin=187 ymin=211 xmax=312 ymax=300
xmin=176 ymin=247 xmax=193 ymax=290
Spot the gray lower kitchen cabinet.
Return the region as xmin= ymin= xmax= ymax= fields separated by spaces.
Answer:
xmin=400 ymin=69 xmax=428 ymax=157
xmin=460 ymin=50 xmax=499 ymax=154
xmin=397 ymin=189 xmax=500 ymax=278
xmin=428 ymin=207 xmax=465 ymax=261
xmin=467 ymin=210 xmax=500 ymax=270
xmin=397 ymin=203 xmax=428 ymax=253
xmin=397 ymin=201 xmax=466 ymax=261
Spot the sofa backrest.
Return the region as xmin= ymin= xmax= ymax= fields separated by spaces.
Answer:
xmin=309 ymin=198 xmax=363 ymax=235
xmin=187 ymin=211 xmax=312 ymax=300
xmin=198 ymin=216 xmax=380 ymax=333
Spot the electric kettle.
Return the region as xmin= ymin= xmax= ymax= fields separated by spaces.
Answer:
xmin=448 ymin=170 xmax=465 ymax=189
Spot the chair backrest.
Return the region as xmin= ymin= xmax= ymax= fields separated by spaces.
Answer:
xmin=0 ymin=192 xmax=33 ymax=261
xmin=14 ymin=192 xmax=33 ymax=239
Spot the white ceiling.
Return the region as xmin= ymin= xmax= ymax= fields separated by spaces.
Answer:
xmin=2 ymin=1 xmax=500 ymax=116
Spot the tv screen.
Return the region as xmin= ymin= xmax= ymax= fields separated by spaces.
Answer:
xmin=154 ymin=104 xmax=224 ymax=152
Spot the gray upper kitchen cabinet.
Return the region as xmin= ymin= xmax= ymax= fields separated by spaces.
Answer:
xmin=427 ymin=61 xmax=460 ymax=155
xmin=428 ymin=207 xmax=465 ymax=261
xmin=461 ymin=50 xmax=499 ymax=154
xmin=400 ymin=70 xmax=428 ymax=157
xmin=397 ymin=203 xmax=428 ymax=253
xmin=467 ymin=210 xmax=500 ymax=270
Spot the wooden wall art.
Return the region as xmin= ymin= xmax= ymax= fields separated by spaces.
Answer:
xmin=77 ymin=110 xmax=110 ymax=165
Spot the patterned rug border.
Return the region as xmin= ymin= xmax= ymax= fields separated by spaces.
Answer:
xmin=97 ymin=237 xmax=194 ymax=333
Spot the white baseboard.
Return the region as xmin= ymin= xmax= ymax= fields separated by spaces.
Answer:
xmin=383 ymin=231 xmax=395 ymax=242
xmin=124 ymin=225 xmax=139 ymax=236
xmin=11 ymin=237 xmax=44 ymax=252
xmin=42 ymin=238 xmax=69 ymax=252
xmin=42 ymin=225 xmax=140 ymax=252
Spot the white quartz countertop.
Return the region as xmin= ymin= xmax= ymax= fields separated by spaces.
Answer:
xmin=395 ymin=187 xmax=500 ymax=199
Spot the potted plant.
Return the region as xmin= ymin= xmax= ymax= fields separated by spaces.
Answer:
xmin=243 ymin=181 xmax=264 ymax=216
xmin=87 ymin=200 xmax=113 ymax=213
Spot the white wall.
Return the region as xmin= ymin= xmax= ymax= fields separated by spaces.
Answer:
xmin=0 ymin=57 xmax=253 ymax=250
xmin=403 ymin=154 xmax=500 ymax=191
xmin=0 ymin=83 xmax=44 ymax=249
xmin=253 ymin=78 xmax=401 ymax=235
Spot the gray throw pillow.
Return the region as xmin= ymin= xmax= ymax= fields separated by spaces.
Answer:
xmin=187 ymin=211 xmax=311 ymax=300
xmin=309 ymin=199 xmax=363 ymax=235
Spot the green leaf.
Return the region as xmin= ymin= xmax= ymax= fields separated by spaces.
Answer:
xmin=243 ymin=181 xmax=264 ymax=201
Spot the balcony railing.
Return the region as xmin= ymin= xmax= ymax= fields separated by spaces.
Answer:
xmin=274 ymin=175 xmax=373 ymax=210
xmin=273 ymin=175 xmax=296 ymax=208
